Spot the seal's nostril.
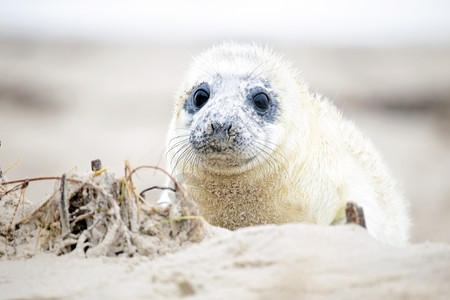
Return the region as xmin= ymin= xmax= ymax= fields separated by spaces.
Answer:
xmin=209 ymin=121 xmax=224 ymax=135
xmin=205 ymin=121 xmax=212 ymax=135
xmin=208 ymin=121 xmax=234 ymax=140
xmin=227 ymin=124 xmax=232 ymax=135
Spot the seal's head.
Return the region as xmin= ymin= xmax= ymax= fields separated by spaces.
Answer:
xmin=168 ymin=42 xmax=307 ymax=176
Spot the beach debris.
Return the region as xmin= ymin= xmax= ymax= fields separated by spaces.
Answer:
xmin=0 ymin=160 xmax=209 ymax=258
xmin=345 ymin=202 xmax=366 ymax=228
xmin=59 ymin=174 xmax=70 ymax=237
xmin=91 ymin=159 xmax=102 ymax=172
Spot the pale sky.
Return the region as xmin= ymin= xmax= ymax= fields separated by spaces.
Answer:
xmin=0 ymin=0 xmax=449 ymax=45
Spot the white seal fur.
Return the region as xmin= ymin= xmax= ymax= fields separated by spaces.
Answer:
xmin=160 ymin=42 xmax=410 ymax=246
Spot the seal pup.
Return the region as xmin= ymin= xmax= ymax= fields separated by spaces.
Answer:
xmin=160 ymin=42 xmax=410 ymax=245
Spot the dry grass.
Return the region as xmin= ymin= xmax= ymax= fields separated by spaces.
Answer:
xmin=0 ymin=160 xmax=208 ymax=258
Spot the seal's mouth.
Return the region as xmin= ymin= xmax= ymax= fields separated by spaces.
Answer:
xmin=186 ymin=115 xmax=279 ymax=174
xmin=195 ymin=151 xmax=259 ymax=174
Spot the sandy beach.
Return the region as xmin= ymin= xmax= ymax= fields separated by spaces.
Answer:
xmin=1 ymin=224 xmax=450 ymax=299
xmin=1 ymin=39 xmax=450 ymax=298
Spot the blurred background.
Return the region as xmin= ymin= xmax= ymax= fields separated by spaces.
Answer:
xmin=0 ymin=0 xmax=449 ymax=243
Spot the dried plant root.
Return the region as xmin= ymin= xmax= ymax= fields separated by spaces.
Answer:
xmin=0 ymin=160 xmax=210 ymax=259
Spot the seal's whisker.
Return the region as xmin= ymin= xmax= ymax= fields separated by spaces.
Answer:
xmin=261 ymin=140 xmax=288 ymax=160
xmin=167 ymin=139 xmax=188 ymax=152
xmin=168 ymin=140 xmax=190 ymax=168
xmin=186 ymin=151 xmax=201 ymax=178
xmin=178 ymin=149 xmax=192 ymax=177
xmin=246 ymin=62 xmax=265 ymax=79
xmin=253 ymin=141 xmax=286 ymax=175
xmin=248 ymin=148 xmax=263 ymax=173
xmin=173 ymin=127 xmax=191 ymax=132
xmin=168 ymin=134 xmax=190 ymax=145
xmin=254 ymin=139 xmax=289 ymax=174
xmin=196 ymin=62 xmax=217 ymax=78
xmin=168 ymin=138 xmax=190 ymax=154
xmin=167 ymin=135 xmax=190 ymax=156
xmin=182 ymin=149 xmax=195 ymax=175
xmin=171 ymin=145 xmax=192 ymax=175
xmin=251 ymin=64 xmax=273 ymax=81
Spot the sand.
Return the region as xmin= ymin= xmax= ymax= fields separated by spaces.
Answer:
xmin=1 ymin=40 xmax=450 ymax=298
xmin=1 ymin=225 xmax=449 ymax=299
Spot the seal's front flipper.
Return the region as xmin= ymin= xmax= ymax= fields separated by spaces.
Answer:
xmin=345 ymin=202 xmax=366 ymax=228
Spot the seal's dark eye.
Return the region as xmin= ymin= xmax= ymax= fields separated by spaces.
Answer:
xmin=193 ymin=89 xmax=209 ymax=108
xmin=252 ymin=92 xmax=270 ymax=113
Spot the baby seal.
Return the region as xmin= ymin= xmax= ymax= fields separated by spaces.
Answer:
xmin=161 ymin=42 xmax=410 ymax=245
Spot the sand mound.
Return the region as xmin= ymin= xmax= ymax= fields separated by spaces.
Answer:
xmin=1 ymin=224 xmax=449 ymax=299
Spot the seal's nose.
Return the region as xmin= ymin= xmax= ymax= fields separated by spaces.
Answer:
xmin=206 ymin=121 xmax=236 ymax=151
xmin=209 ymin=122 xmax=232 ymax=137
